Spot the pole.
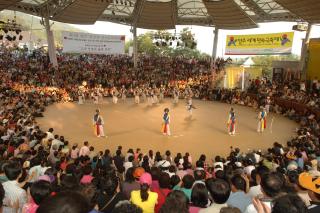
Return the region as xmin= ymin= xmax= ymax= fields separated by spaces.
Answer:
xmin=44 ymin=16 xmax=58 ymax=67
xmin=211 ymin=28 xmax=219 ymax=69
xmin=300 ymin=24 xmax=312 ymax=81
xmin=241 ymin=66 xmax=245 ymax=91
xmin=133 ymin=26 xmax=138 ymax=69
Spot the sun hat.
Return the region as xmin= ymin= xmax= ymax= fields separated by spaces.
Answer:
xmin=133 ymin=167 xmax=145 ymax=178
xmin=298 ymin=172 xmax=320 ymax=194
xmin=139 ymin=172 xmax=152 ymax=186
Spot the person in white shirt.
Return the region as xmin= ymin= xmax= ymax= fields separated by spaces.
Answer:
xmin=3 ymin=161 xmax=27 ymax=213
xmin=79 ymin=141 xmax=90 ymax=157
xmin=46 ymin=128 xmax=54 ymax=140
xmin=124 ymin=155 xmax=134 ymax=174
xmin=245 ymin=172 xmax=283 ymax=213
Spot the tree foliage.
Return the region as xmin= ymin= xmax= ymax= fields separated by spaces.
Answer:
xmin=126 ymin=27 xmax=205 ymax=58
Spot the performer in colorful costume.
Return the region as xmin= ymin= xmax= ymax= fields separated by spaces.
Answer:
xmin=227 ymin=108 xmax=236 ymax=135
xmin=257 ymin=107 xmax=267 ymax=133
xmin=162 ymin=108 xmax=171 ymax=136
xmin=93 ymin=109 xmax=105 ymax=137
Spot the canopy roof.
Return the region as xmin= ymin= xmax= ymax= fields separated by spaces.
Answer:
xmin=1 ymin=0 xmax=320 ymax=29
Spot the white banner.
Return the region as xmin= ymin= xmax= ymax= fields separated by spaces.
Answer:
xmin=62 ymin=31 xmax=125 ymax=54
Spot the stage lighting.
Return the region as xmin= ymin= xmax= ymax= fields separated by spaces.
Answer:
xmin=12 ymin=36 xmax=16 ymax=41
xmin=0 ymin=35 xmax=3 ymax=40
xmin=177 ymin=42 xmax=179 ymax=46
xmin=19 ymin=35 xmax=23 ymax=40
xmin=169 ymin=41 xmax=172 ymax=46
xmin=3 ymin=28 xmax=8 ymax=33
xmin=155 ymin=41 xmax=159 ymax=46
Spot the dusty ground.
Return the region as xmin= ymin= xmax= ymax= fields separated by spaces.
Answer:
xmin=37 ymin=98 xmax=298 ymax=160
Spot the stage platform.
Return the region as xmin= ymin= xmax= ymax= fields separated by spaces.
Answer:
xmin=37 ymin=98 xmax=298 ymax=160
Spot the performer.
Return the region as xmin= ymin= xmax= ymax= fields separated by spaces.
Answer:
xmin=227 ymin=108 xmax=236 ymax=136
xmin=147 ymin=88 xmax=153 ymax=106
xmin=91 ymin=90 xmax=99 ymax=104
xmin=77 ymin=87 xmax=84 ymax=105
xmin=93 ymin=109 xmax=105 ymax=137
xmin=159 ymin=85 xmax=165 ymax=103
xmin=265 ymin=96 xmax=271 ymax=113
xmin=134 ymin=87 xmax=140 ymax=104
xmin=186 ymin=96 xmax=196 ymax=116
xmin=153 ymin=87 xmax=159 ymax=104
xmin=162 ymin=108 xmax=171 ymax=136
xmin=112 ymin=87 xmax=119 ymax=104
xmin=257 ymin=107 xmax=267 ymax=133
xmin=173 ymin=88 xmax=179 ymax=104
xmin=97 ymin=85 xmax=104 ymax=104
xmin=141 ymin=86 xmax=147 ymax=102
xmin=120 ymin=85 xmax=127 ymax=102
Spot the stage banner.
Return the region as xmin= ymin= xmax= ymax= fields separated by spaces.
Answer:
xmin=225 ymin=32 xmax=294 ymax=55
xmin=62 ymin=31 xmax=125 ymax=54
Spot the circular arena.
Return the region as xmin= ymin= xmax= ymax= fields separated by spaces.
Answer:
xmin=38 ymin=98 xmax=298 ymax=159
xmin=1 ymin=0 xmax=320 ymax=212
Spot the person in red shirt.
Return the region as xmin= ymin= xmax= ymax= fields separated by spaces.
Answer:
xmin=153 ymin=172 xmax=172 ymax=213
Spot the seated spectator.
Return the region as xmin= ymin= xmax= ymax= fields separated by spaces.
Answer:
xmin=96 ymin=175 xmax=127 ymax=212
xmin=3 ymin=161 xmax=27 ymax=213
xmin=80 ymin=165 xmax=94 ymax=184
xmin=159 ymin=190 xmax=189 ymax=213
xmin=111 ymin=201 xmax=142 ymax=213
xmin=153 ymin=172 xmax=171 ymax=213
xmin=227 ymin=174 xmax=251 ymax=212
xmin=122 ymin=167 xmax=141 ymax=199
xmin=173 ymin=174 xmax=195 ymax=200
xmin=200 ymin=178 xmax=231 ymax=213
xmin=131 ymin=172 xmax=158 ymax=213
xmin=22 ymin=180 xmax=52 ymax=213
xmin=298 ymin=172 xmax=320 ymax=213
xmin=189 ymin=183 xmax=209 ymax=213
xmin=245 ymin=172 xmax=285 ymax=213
xmin=220 ymin=207 xmax=241 ymax=213
xmin=36 ymin=191 xmax=91 ymax=213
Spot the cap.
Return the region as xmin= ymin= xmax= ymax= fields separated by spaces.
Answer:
xmin=299 ymin=172 xmax=320 ymax=194
xmin=133 ymin=167 xmax=145 ymax=178
xmin=139 ymin=172 xmax=152 ymax=185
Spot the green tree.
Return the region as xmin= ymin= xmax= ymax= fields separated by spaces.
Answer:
xmin=180 ymin=27 xmax=197 ymax=49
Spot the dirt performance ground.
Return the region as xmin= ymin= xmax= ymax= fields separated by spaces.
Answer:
xmin=37 ymin=98 xmax=298 ymax=160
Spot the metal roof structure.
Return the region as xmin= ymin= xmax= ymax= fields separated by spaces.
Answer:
xmin=1 ymin=0 xmax=320 ymax=30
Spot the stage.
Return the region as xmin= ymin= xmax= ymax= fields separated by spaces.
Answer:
xmin=37 ymin=98 xmax=298 ymax=159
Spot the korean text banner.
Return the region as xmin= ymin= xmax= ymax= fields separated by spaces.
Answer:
xmin=225 ymin=32 xmax=294 ymax=55
xmin=62 ymin=31 xmax=125 ymax=55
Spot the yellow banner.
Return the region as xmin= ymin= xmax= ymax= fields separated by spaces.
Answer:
xmin=225 ymin=32 xmax=294 ymax=55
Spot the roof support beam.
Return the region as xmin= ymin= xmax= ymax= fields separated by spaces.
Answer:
xmin=240 ymin=0 xmax=269 ymax=17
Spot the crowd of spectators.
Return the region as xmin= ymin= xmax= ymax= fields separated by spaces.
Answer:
xmin=0 ymin=46 xmax=319 ymax=213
